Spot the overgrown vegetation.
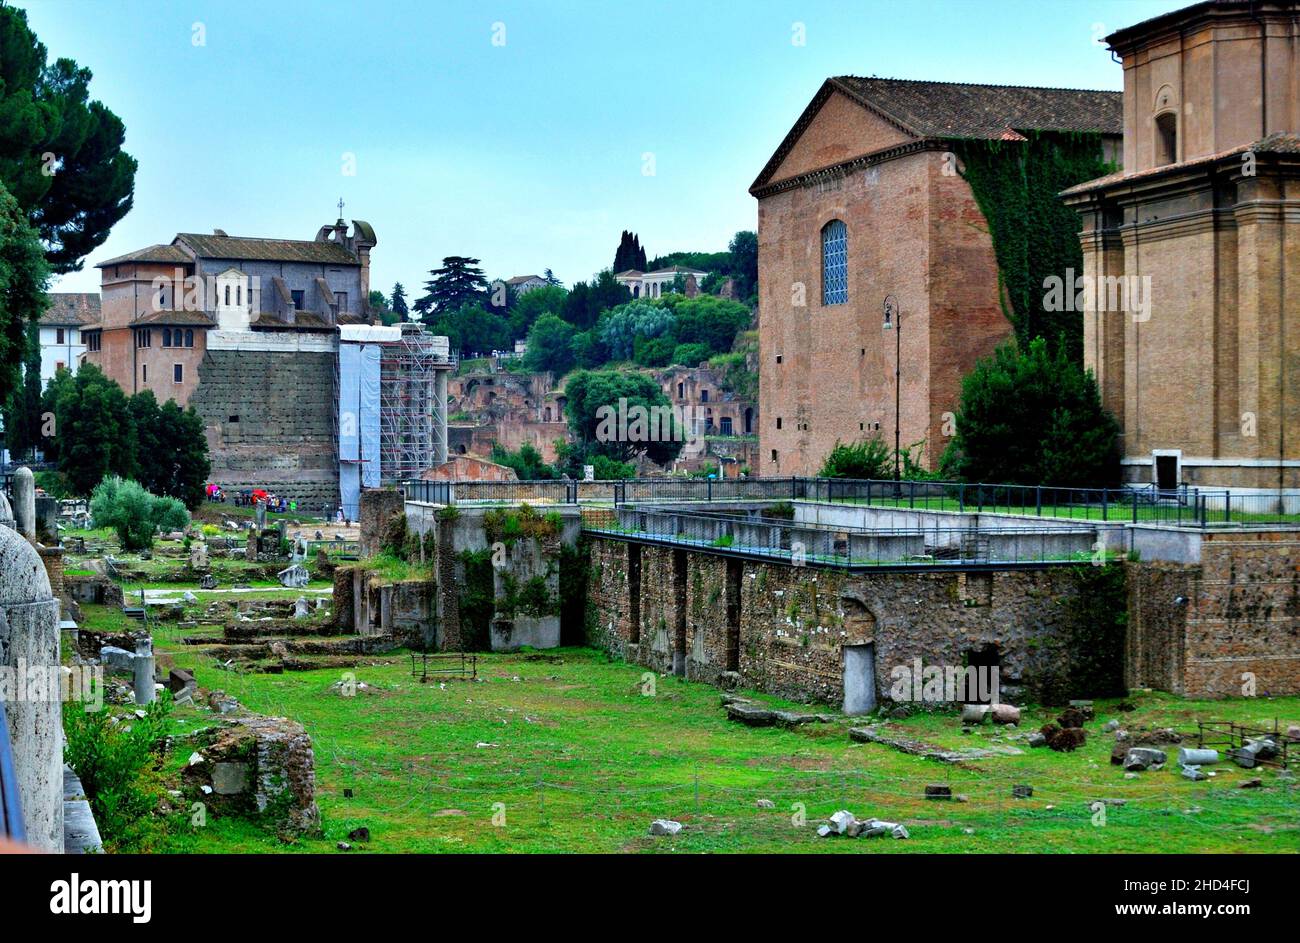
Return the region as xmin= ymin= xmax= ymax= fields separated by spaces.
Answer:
xmin=90 ymin=476 xmax=190 ymax=551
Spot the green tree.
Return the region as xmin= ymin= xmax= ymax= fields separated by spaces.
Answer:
xmin=89 ymin=476 xmax=188 ymax=552
xmin=127 ymin=389 xmax=162 ymax=492
xmin=0 ymin=182 xmax=49 ymax=410
xmin=523 ymin=313 xmax=577 ymax=376
xmin=508 ymin=283 xmax=566 ymax=340
xmin=727 ymin=230 xmax=758 ymax=300
xmin=36 ymin=363 xmax=72 ymax=462
xmin=597 ymin=301 xmax=675 ymax=361
xmin=428 ymin=301 xmax=510 ymax=356
xmin=413 ymin=256 xmax=490 ymax=322
xmin=156 ymin=400 xmax=211 ymax=509
xmin=563 ymin=270 xmax=630 ymax=331
xmin=0 ymin=6 xmax=137 ymax=272
xmin=390 ymin=282 xmax=408 ymax=320
xmin=667 ymin=295 xmax=750 ymax=356
xmin=490 ymin=442 xmax=557 ymax=480
xmin=2 ymin=320 xmax=42 ymax=459
xmin=613 ymin=230 xmax=647 ymax=272
xmin=942 ymin=337 xmax=1120 ymax=488
xmin=53 ymin=362 xmax=135 ymax=494
xmin=563 ymin=369 xmax=684 ymax=467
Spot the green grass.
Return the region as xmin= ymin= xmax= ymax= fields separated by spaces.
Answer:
xmin=95 ymin=624 xmax=1300 ymax=853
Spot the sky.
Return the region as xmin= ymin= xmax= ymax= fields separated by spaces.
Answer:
xmin=20 ymin=0 xmax=1187 ymax=297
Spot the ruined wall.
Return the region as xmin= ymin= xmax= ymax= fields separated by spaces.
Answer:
xmin=589 ymin=536 xmax=1097 ymax=708
xmin=191 ymin=346 xmax=338 ymax=510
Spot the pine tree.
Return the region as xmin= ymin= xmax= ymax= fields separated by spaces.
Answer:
xmin=390 ymin=282 xmax=408 ymax=320
xmin=412 ymin=257 xmax=490 ymax=323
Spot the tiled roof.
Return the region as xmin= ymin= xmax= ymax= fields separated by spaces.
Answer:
xmin=831 ymin=77 xmax=1123 ymax=139
xmin=1060 ymin=133 xmax=1300 ymax=197
xmin=752 ymin=76 xmax=1122 ymax=194
xmin=176 ymin=233 xmax=359 ymax=265
xmin=40 ymin=293 xmax=101 ymax=326
xmin=132 ymin=310 xmax=217 ymax=326
xmin=95 ymin=244 xmax=192 ymax=268
xmin=506 ymin=274 xmax=544 ymax=285
xmin=249 ymin=313 xmax=335 ymax=331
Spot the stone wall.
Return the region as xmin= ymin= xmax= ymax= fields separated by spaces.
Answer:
xmin=191 ymin=347 xmax=339 ymax=510
xmin=589 ymin=536 xmax=1105 ymax=709
xmin=1127 ymin=530 xmax=1300 ymax=697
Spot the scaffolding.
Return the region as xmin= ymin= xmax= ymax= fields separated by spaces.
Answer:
xmin=378 ymin=323 xmax=452 ymax=480
xmin=335 ymin=323 xmax=454 ymax=508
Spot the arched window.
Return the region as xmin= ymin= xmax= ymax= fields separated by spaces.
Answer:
xmin=225 ymin=285 xmax=232 ymax=305
xmin=821 ymin=219 xmax=848 ymax=305
xmin=1155 ymin=112 xmax=1177 ymax=166
xmin=185 ymin=329 xmax=194 ymax=347
xmin=163 ymin=327 xmax=172 ymax=347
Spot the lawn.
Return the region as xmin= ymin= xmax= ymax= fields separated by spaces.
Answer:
xmin=121 ymin=639 xmax=1300 ymax=853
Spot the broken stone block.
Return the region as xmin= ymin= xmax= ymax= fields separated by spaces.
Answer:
xmin=1057 ymin=708 xmax=1086 ymax=729
xmin=816 ymin=824 xmax=833 ymax=837
xmin=1181 ymin=765 xmax=1207 ymax=782
xmin=183 ymin=714 xmax=320 ymax=834
xmin=755 ymin=799 xmax=775 ymax=809
xmin=726 ymin=702 xmax=777 ymax=726
xmin=1026 ymin=732 xmax=1047 ymax=748
xmin=829 ymin=809 xmax=857 ymax=834
xmin=649 ymin=819 xmax=682 ymax=836
xmin=1124 ymin=747 xmax=1167 ymax=771
xmin=293 ymin=596 xmax=310 ymax=619
xmin=924 ymin=784 xmax=952 ymax=800
xmin=1239 ymin=778 xmax=1263 ymax=789
xmin=199 ymin=574 xmax=218 ymax=590
xmin=990 ymin=704 xmax=1020 ymax=726
xmin=960 ymin=704 xmax=990 ymax=725
xmin=347 ymin=826 xmax=370 ymax=842
xmin=1287 ymin=725 xmax=1300 ymax=743
xmin=168 ymin=667 xmax=194 ymax=694
xmin=1012 ymin=784 xmax=1033 ymax=799
xmin=1102 ymin=720 xmax=1120 ymax=733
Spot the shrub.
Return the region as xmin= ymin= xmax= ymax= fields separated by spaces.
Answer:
xmin=90 ymin=476 xmax=191 ymax=551
xmin=63 ymin=693 xmax=174 ymax=852
xmin=819 ymin=436 xmax=891 ymax=479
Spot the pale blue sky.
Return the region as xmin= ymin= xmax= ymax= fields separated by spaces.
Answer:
xmin=21 ymin=0 xmax=1184 ymax=296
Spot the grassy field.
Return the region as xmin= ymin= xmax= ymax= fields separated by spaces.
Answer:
xmin=117 ymin=636 xmax=1299 ymax=854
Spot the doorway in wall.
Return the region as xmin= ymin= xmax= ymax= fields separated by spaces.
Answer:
xmin=843 ymin=644 xmax=876 ymax=715
xmin=1154 ymin=451 xmax=1180 ymax=493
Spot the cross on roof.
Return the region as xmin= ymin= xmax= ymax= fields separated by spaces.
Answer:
xmin=337 ymin=197 xmax=345 ymax=218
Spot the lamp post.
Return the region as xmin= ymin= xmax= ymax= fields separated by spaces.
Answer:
xmin=882 ymin=295 xmax=900 ymax=490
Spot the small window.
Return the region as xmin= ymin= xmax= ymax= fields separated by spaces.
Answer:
xmin=142 ymin=364 xmax=148 ymax=381
xmin=185 ymin=329 xmax=194 ymax=347
xmin=228 ymin=415 xmax=240 ymax=424
xmin=677 ymin=382 xmax=684 ymax=398
xmin=776 ymin=417 xmax=783 ymax=429
xmin=770 ymin=449 xmax=778 ymax=463
xmin=174 ymin=363 xmax=183 ymax=383
xmin=163 ymin=327 xmax=172 ymax=347
xmin=291 ymin=290 xmax=304 ymax=309
xmin=821 ymin=219 xmax=848 ymax=305
xmin=56 ymin=328 xmax=65 ymax=344
xmin=775 ymin=354 xmax=782 ymax=364
xmin=701 ymin=390 xmax=709 ymax=403
xmin=225 ymin=285 xmax=231 ymax=306
xmin=1155 ymin=112 xmax=1177 ymax=166
xmin=236 ymin=284 xmax=242 ymax=305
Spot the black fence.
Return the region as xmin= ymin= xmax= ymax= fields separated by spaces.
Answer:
xmin=399 ymin=476 xmax=1298 ymax=528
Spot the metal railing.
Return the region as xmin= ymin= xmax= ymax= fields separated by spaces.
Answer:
xmin=399 ymin=476 xmax=1299 ymax=528
xmin=582 ymin=503 xmax=1118 ymax=570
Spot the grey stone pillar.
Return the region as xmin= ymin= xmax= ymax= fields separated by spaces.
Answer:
xmin=0 ymin=523 xmax=62 ymax=850
xmin=12 ymin=466 xmax=35 ymax=541
xmin=133 ymin=636 xmax=155 ymax=706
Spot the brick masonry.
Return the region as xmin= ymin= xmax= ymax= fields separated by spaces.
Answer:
xmin=1127 ymin=530 xmax=1300 ymax=698
xmin=588 ymin=536 xmax=1107 ymax=707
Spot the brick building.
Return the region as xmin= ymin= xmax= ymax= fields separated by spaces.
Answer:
xmin=1063 ymin=0 xmax=1300 ymax=501
xmin=751 ymin=77 xmax=1121 ymax=476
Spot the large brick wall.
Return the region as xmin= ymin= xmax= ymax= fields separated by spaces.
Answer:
xmin=756 ymin=134 xmax=1011 ymax=477
xmin=1128 ymin=531 xmax=1300 ymax=697
xmin=191 ymin=347 xmax=338 ymax=510
xmin=589 ymin=537 xmax=1105 ymax=708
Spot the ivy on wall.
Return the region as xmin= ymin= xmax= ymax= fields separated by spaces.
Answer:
xmin=953 ymin=131 xmax=1115 ymax=363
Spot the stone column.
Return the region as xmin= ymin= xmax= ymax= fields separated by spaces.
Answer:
xmin=133 ymin=636 xmax=155 ymax=706
xmin=12 ymin=466 xmax=35 ymax=541
xmin=0 ymin=523 xmax=62 ymax=850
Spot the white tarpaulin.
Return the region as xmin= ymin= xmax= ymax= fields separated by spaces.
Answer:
xmin=338 ymin=343 xmax=360 ymax=461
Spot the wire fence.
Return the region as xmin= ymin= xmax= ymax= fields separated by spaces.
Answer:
xmin=400 ymin=476 xmax=1300 ymax=528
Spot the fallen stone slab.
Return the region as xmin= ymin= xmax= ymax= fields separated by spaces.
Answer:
xmin=1012 ymin=784 xmax=1033 ymax=799
xmin=755 ymin=798 xmax=775 ymax=809
xmin=924 ymin=783 xmax=953 ymax=800
xmin=1124 ymin=747 xmax=1167 ymax=771
xmin=1181 ymin=765 xmax=1208 ymax=782
xmin=829 ymin=809 xmax=857 ymax=834
xmin=850 ymin=726 xmax=1021 ymax=763
xmin=649 ymin=819 xmax=682 ymax=836
xmin=990 ymin=704 xmax=1021 ymax=726
xmin=726 ymin=703 xmax=777 ymax=727
xmin=960 ymin=704 xmax=990 ymax=725
xmin=774 ymin=709 xmax=832 ymax=727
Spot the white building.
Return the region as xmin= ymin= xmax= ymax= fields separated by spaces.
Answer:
xmin=38 ymin=293 xmax=99 ymax=383
xmin=614 ymin=265 xmax=709 ymax=300
xmin=505 ymin=274 xmax=548 ymax=295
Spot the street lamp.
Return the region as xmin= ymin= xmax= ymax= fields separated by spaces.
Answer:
xmin=882 ymin=295 xmax=900 ymax=490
